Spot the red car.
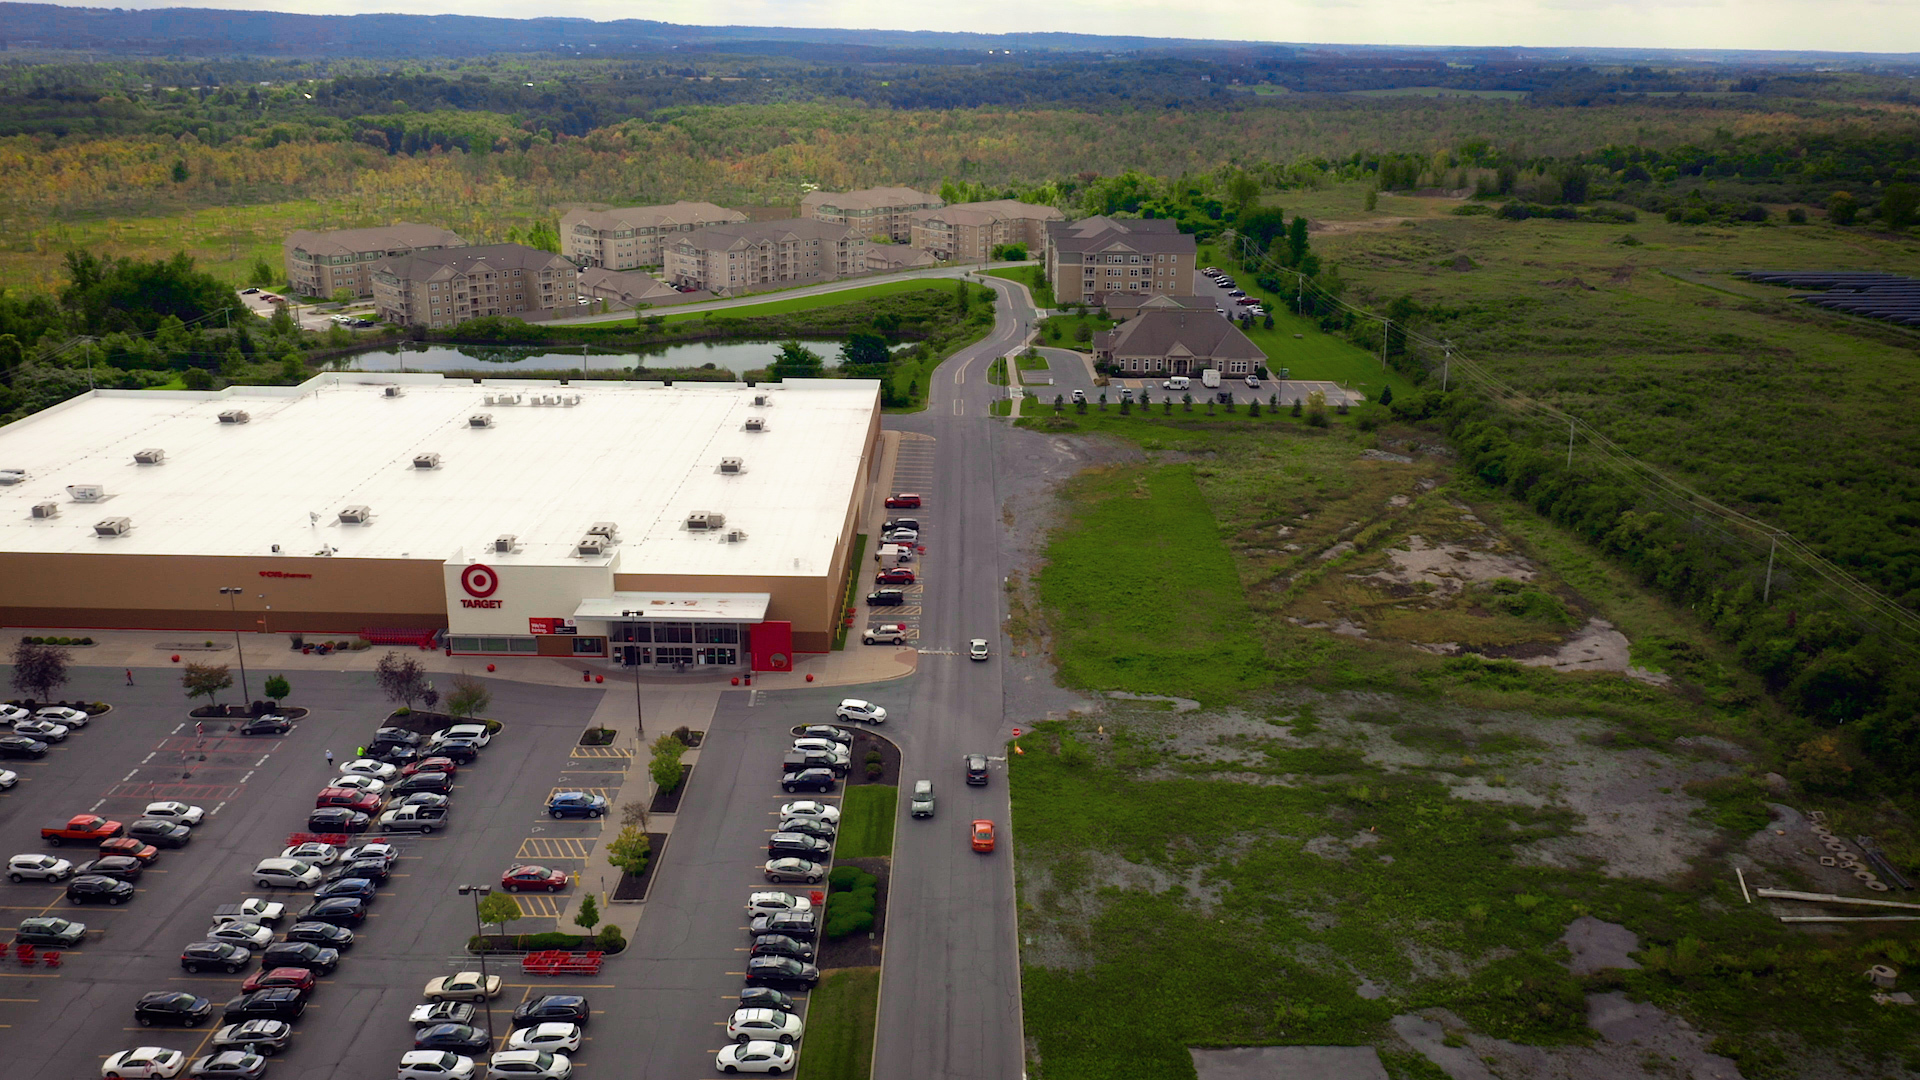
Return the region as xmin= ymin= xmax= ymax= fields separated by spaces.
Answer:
xmin=501 ymin=864 xmax=569 ymax=893
xmin=874 ymin=567 xmax=916 ymax=585
xmin=241 ymin=966 xmax=317 ymax=998
xmin=884 ymin=493 xmax=922 ymax=509
xmin=400 ymin=757 xmax=458 ymax=778
xmin=971 ymin=819 xmax=996 ymax=853
xmin=99 ymin=837 xmax=160 ymax=864
xmin=314 ymin=787 xmax=384 ymax=815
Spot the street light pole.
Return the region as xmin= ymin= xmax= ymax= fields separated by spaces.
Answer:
xmin=622 ymin=610 xmax=645 ymax=744
xmin=219 ymin=587 xmax=251 ymax=704
xmin=458 ymin=884 xmax=495 ymax=1039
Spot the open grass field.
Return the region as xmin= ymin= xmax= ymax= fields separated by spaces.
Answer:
xmin=792 ymin=966 xmax=880 ymax=1080
xmin=833 ymin=784 xmax=897 ymax=860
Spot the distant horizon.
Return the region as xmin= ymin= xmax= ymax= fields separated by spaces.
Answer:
xmin=15 ymin=0 xmax=1920 ymax=56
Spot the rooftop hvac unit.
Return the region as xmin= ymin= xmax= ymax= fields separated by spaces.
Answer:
xmin=724 ymin=529 xmax=748 ymax=543
xmin=752 ymin=394 xmax=771 ymax=407
xmin=719 ymin=457 xmax=744 ymax=474
xmin=413 ymin=452 xmax=441 ymax=470
xmin=134 ymin=448 xmax=165 ymax=465
xmin=493 ymin=534 xmax=518 ymax=554
xmin=94 ymin=517 xmax=130 ymax=537
xmin=496 ymin=392 xmax=522 ymax=405
xmin=587 ymin=521 xmax=619 ymax=541
xmin=66 ymin=483 xmax=106 ymax=503
xmin=1 ymin=468 xmax=28 ymax=486
xmin=743 ymin=417 xmax=766 ymax=432
xmin=561 ymin=393 xmax=582 ymax=407
xmin=469 ymin=414 xmax=494 ymax=428
xmin=686 ymin=511 xmax=726 ymax=531
xmin=576 ymin=536 xmax=605 ymax=557
xmin=218 ymin=410 xmax=250 ymax=424
xmin=382 ymin=386 xmax=405 ymax=398
xmin=30 ymin=501 xmax=58 ymax=519
xmin=338 ymin=504 xmax=372 ymax=524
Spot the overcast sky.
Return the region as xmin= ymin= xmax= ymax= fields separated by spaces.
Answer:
xmin=55 ymin=1 xmax=1920 ymax=54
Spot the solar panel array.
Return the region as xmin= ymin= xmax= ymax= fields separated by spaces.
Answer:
xmin=1736 ymin=271 xmax=1920 ymax=327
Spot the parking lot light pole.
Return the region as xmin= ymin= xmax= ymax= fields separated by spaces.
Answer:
xmin=622 ymin=610 xmax=646 ymax=743
xmin=219 ymin=587 xmax=251 ymax=704
xmin=458 ymin=884 xmax=495 ymax=1039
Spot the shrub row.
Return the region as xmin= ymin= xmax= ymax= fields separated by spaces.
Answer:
xmin=468 ymin=925 xmax=626 ymax=953
xmin=825 ymin=865 xmax=878 ymax=939
xmin=18 ymin=636 xmax=93 ymax=646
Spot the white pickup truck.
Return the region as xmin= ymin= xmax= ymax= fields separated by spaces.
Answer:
xmin=379 ymin=805 xmax=448 ymax=834
xmin=211 ymin=898 xmax=286 ymax=924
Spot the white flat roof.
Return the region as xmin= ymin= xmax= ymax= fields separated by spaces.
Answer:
xmin=0 ymin=374 xmax=876 ymax=578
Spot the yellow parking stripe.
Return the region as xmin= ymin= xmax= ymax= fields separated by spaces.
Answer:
xmin=517 ymin=837 xmax=593 ymax=860
xmin=514 ymin=894 xmax=565 ymax=918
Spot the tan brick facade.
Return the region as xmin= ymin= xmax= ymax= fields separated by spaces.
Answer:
xmin=560 ymin=202 xmax=747 ymax=270
xmin=908 ymin=200 xmax=1062 ymax=263
xmin=372 ymin=245 xmax=580 ymax=329
xmin=801 ymin=187 xmax=943 ymax=242
xmin=284 ymin=224 xmax=466 ymax=299
xmin=1045 ymin=217 xmax=1197 ymax=306
xmin=664 ymin=219 xmax=867 ymax=296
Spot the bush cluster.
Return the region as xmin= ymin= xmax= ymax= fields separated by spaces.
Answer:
xmin=824 ymin=864 xmax=878 ymax=939
xmin=19 ymin=636 xmax=92 ymax=646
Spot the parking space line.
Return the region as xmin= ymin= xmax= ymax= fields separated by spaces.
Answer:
xmin=546 ymin=787 xmax=614 ymax=800
xmin=513 ymin=894 xmax=564 ymax=918
xmin=517 ymin=838 xmax=593 ymax=860
xmin=569 ymin=747 xmax=633 ymax=759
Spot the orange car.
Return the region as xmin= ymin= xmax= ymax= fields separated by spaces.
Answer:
xmin=970 ymin=819 xmax=995 ymax=853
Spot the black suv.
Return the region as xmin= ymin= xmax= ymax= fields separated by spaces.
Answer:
xmin=776 ymin=818 xmax=836 ymax=842
xmin=73 ymin=856 xmax=143 ymax=882
xmin=0 ymin=734 xmax=50 ymax=758
xmin=781 ymin=768 xmax=837 ymax=794
xmin=282 ymin=921 xmax=354 ymax=950
xmin=749 ymin=910 xmax=818 ymax=942
xmin=966 ymin=754 xmax=989 ymax=786
xmin=391 ymin=772 xmax=454 ymax=796
xmin=181 ymin=941 xmax=253 ymax=973
xmin=223 ymin=988 xmax=307 ymax=1022
xmin=511 ymin=995 xmax=590 ymax=1028
xmin=306 ymin=808 xmax=370 ymax=833
xmin=767 ymin=833 xmax=832 ymax=860
xmin=260 ymin=941 xmax=340 ymax=974
xmin=750 ymin=934 xmax=815 ymax=962
xmin=67 ymin=874 xmax=135 ymax=905
xmin=296 ymin=897 xmax=367 ymax=926
xmin=866 ymin=589 xmax=906 ymax=607
xmin=129 ymin=819 xmax=194 ymax=848
xmin=330 ymin=857 xmax=391 ymax=883
xmin=745 ymin=955 xmax=820 ymax=990
xmin=425 ymin=738 xmax=481 ymax=763
xmin=135 ymin=991 xmax=214 ymax=1027
xmin=782 ymin=750 xmax=847 ymax=776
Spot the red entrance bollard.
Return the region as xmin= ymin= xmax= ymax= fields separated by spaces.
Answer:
xmin=582 ymin=670 xmax=591 ymax=683
xmin=594 ymin=675 xmax=603 ymax=683
xmin=805 ymin=673 xmax=814 ymax=682
xmin=486 ymin=664 xmax=495 ymax=672
xmin=171 ymin=654 xmax=180 ymax=663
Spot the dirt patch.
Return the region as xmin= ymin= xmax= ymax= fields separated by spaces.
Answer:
xmin=1560 ymin=916 xmax=1641 ymax=975
xmin=1366 ymin=534 xmax=1537 ymax=596
xmin=1390 ymin=998 xmax=1747 ymax=1080
xmin=1516 ymin=618 xmax=1672 ymax=686
xmin=848 ymin=730 xmax=900 ymax=785
xmin=610 ymin=831 xmax=669 ymax=901
xmin=817 ymin=855 xmax=888 ymax=969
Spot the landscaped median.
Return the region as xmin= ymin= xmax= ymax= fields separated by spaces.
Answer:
xmin=796 ymin=753 xmax=895 ymax=1078
xmin=792 ymin=966 xmax=880 ymax=1080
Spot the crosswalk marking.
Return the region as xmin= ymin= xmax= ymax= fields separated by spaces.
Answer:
xmin=569 ymin=746 xmax=633 ymax=759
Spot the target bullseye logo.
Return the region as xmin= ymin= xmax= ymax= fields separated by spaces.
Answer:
xmin=461 ymin=563 xmax=499 ymax=598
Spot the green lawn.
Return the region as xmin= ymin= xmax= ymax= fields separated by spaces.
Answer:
xmin=654 ymin=280 xmax=953 ymax=325
xmin=833 ymin=784 xmax=897 ymax=859
xmin=1235 ymin=308 xmax=1418 ymax=402
xmin=1016 ymin=353 xmax=1050 ymax=371
xmin=830 ymin=534 xmax=868 ymax=651
xmin=985 ymin=264 xmax=1054 ymax=309
xmin=987 ymin=357 xmax=1009 ymax=385
xmin=792 ymin=966 xmax=880 ymax=1080
xmin=1034 ymin=311 xmax=1113 ymax=351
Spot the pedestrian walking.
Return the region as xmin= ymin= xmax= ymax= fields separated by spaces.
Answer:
xmin=195 ymin=721 xmax=204 ymax=738
xmin=125 ymin=669 xmax=134 ymax=685
xmin=356 ymin=745 xmax=366 ymax=759
xmin=325 ymin=749 xmax=333 ymax=765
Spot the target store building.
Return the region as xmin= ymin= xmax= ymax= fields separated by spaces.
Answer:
xmin=0 ymin=373 xmax=883 ymax=671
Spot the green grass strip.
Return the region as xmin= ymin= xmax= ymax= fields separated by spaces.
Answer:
xmin=653 ymin=280 xmax=951 ymax=325
xmin=831 ymin=533 xmax=869 ymax=651
xmin=793 ymin=966 xmax=880 ymax=1080
xmin=833 ymin=785 xmax=897 ymax=859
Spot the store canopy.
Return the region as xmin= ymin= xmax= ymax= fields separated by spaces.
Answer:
xmin=573 ymin=592 xmax=770 ymax=622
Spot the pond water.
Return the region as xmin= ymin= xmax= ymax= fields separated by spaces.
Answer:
xmin=342 ymin=339 xmax=843 ymax=374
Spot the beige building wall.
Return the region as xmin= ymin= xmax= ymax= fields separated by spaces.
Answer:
xmin=373 ymin=247 xmax=580 ymax=329
xmin=560 ymin=203 xmax=748 ymax=270
xmin=664 ymin=221 xmax=867 ymax=297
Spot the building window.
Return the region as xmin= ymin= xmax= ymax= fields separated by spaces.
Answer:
xmin=697 ymin=647 xmax=738 ymax=666
xmin=655 ymin=646 xmax=695 ymax=666
xmin=654 ymin=622 xmax=694 ymax=644
xmin=573 ymin=637 xmax=606 ymax=656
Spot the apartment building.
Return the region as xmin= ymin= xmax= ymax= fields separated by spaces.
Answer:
xmin=372 ymin=244 xmax=580 ymax=329
xmin=908 ymin=200 xmax=1063 ymax=263
xmin=801 ymin=187 xmax=944 ymax=242
xmin=1044 ymin=216 xmax=1197 ymax=306
xmin=1093 ymin=309 xmax=1267 ymax=377
xmin=560 ymin=202 xmax=748 ymax=270
xmin=283 ymin=224 xmax=466 ymax=299
xmin=664 ymin=219 xmax=867 ymax=296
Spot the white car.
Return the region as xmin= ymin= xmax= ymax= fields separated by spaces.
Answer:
xmin=969 ymin=638 xmax=990 ymax=661
xmin=1245 ymin=375 xmax=1261 ymax=388
xmin=790 ymin=738 xmax=850 ymax=760
xmin=430 ymin=724 xmax=491 ymax=748
xmin=36 ymin=706 xmax=89 ymax=727
xmin=716 ymin=1041 xmax=796 ymax=1074
xmin=251 ymin=858 xmax=322 ymax=890
xmin=728 ymin=1007 xmax=804 ymax=1044
xmin=338 ymin=758 xmax=398 ymax=780
xmin=746 ymin=891 xmax=813 ymax=917
xmin=425 ymin=972 xmax=502 ymax=1002
xmin=398 ymin=1050 xmax=477 ymax=1080
xmin=9 ymin=853 xmax=75 ymax=882
xmin=487 ymin=1050 xmax=571 ymax=1080
xmin=0 ymin=704 xmax=29 ymax=725
xmin=777 ymin=801 xmax=840 ymax=825
xmin=280 ymin=842 xmax=340 ymax=866
xmin=834 ymin=699 xmax=886 ymax=725
xmin=762 ymin=858 xmax=825 ymax=884
xmin=101 ymin=1046 xmax=187 ymax=1078
xmin=143 ymin=801 xmax=205 ymax=825
xmin=505 ymin=1023 xmax=582 ymax=1054
xmin=15 ymin=720 xmax=68 ymax=741
xmin=0 ymin=768 xmax=16 ymax=789
xmin=205 ymin=922 xmax=274 ymax=949
xmin=329 ymin=775 xmax=388 ymax=796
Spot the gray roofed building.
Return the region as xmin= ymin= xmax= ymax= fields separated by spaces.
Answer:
xmin=577 ymin=267 xmax=708 ymax=308
xmin=561 ymin=202 xmax=748 ymax=270
xmin=1045 ymin=216 xmax=1197 ymax=305
xmin=283 ymin=223 xmax=466 ymax=299
xmin=372 ymin=244 xmax=579 ymax=329
xmin=1093 ymin=309 xmax=1267 ymax=377
xmin=664 ymin=218 xmax=868 ymax=296
xmin=802 ymin=186 xmax=944 ymax=242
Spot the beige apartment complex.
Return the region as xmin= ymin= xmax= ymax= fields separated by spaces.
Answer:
xmin=1044 ymin=216 xmax=1197 ymax=306
xmin=372 ymin=244 xmax=580 ymax=329
xmin=561 ymin=202 xmax=748 ymax=270
xmin=908 ymin=200 xmax=1063 ymax=263
xmin=283 ymin=224 xmax=467 ymax=299
xmin=664 ymin=219 xmax=867 ymax=296
xmin=801 ymin=187 xmax=944 ymax=242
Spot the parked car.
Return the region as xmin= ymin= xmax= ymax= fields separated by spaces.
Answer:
xmin=392 ymin=772 xmax=455 ymax=796
xmin=295 ymin=897 xmax=367 ymax=926
xmin=402 ymin=756 xmax=458 ymax=778
xmin=505 ymin=1022 xmax=583 ymax=1054
xmin=737 ymin=987 xmax=796 ymax=1013
xmin=101 ymin=1046 xmax=188 ymax=1078
xmin=0 ymin=734 xmax=50 ymax=758
xmin=35 ymin=705 xmax=89 ymax=726
xmin=221 ymin=989 xmax=306 ymax=1022
xmin=9 ymin=853 xmax=74 ymax=881
xmin=750 ymin=933 xmax=815 ymax=962
xmin=794 ymin=725 xmax=852 ymax=745
xmin=882 ymin=516 xmax=920 ymax=532
xmin=280 ymin=842 xmax=338 ymax=866
xmin=790 ymin=737 xmax=848 ymax=757
xmin=15 ymin=915 xmax=87 ymax=946
xmin=0 ymin=768 xmax=15 ymax=788
xmin=502 ymin=865 xmax=569 ymax=892
xmin=179 ymin=942 xmax=252 ymax=974
xmin=883 ymin=492 xmax=921 ymax=509
xmin=209 ymin=1019 xmax=291 ymax=1056
xmin=67 ymin=874 xmax=135 ymax=905
xmin=369 ymin=727 xmax=423 ymax=753
xmin=134 ymin=991 xmax=214 ymax=1028
xmin=338 ymin=758 xmax=398 ymax=780
xmin=430 ymin=724 xmax=492 ymax=748
xmin=510 ymin=995 xmax=590 ymax=1028
xmin=748 ymin=910 xmax=817 ymax=941
xmin=777 ymin=802 xmax=839 ymax=825
xmin=314 ymin=787 xmax=383 ymax=815
xmin=238 ymin=716 xmax=291 ymax=736
xmin=186 ymin=1051 xmax=267 ymax=1080
xmin=835 ymin=699 xmax=887 ymax=725
xmin=281 ymin=922 xmax=354 ymax=951
xmin=966 ymin=753 xmax=989 ymax=785
xmin=487 ymin=1050 xmax=571 ymax=1079
xmin=862 ymin=623 xmax=908 ymax=645
xmin=411 ymin=1001 xmax=477 ymax=1028
xmin=305 ymin=808 xmax=370 ymax=833
xmin=329 ymin=774 xmax=387 ymax=795
xmin=744 ymin=955 xmax=819 ymax=990
xmin=15 ymin=720 xmax=69 ymax=742
xmin=342 ymin=842 xmax=399 ymax=866
xmin=253 ymin=858 xmax=322 ymax=890
xmin=239 ymin=967 xmax=315 ymax=998
xmin=715 ymin=1042 xmax=794 ymax=1074
xmin=874 ymin=567 xmax=916 ymax=585
xmin=425 ymin=972 xmax=502 ymax=1002
xmin=762 ymin=858 xmax=825 ymax=884
xmin=331 ymin=856 xmax=392 ymax=883
xmin=128 ymin=819 xmax=194 ymax=848
xmin=780 ymin=769 xmax=836 ymax=795
xmin=254 ymin=944 xmax=337 ymax=978
xmin=204 ymin=923 xmax=273 ymax=950
xmin=972 ymin=819 xmax=997 ymax=853
xmin=545 ymin=792 xmax=607 ymax=819
xmin=414 ymin=1023 xmax=492 ymax=1054
xmin=865 ymin=589 xmax=906 ymax=607
xmin=312 ymin=876 xmax=376 ymax=903
xmin=426 ymin=738 xmax=482 ymax=764
xmin=777 ymin=817 xmax=835 ymax=842
xmin=1245 ymin=374 xmax=1261 ymax=388
xmin=397 ymin=1050 xmax=477 ymax=1080
xmin=74 ymin=855 xmax=143 ymax=881
xmin=881 ymin=528 xmax=918 ymax=545
xmin=767 ymin=833 xmax=831 ymax=860
xmin=782 ymin=749 xmax=847 ymax=776
xmin=142 ymin=801 xmax=205 ymax=826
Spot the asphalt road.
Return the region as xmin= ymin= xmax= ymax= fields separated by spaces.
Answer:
xmin=0 ymin=666 xmax=610 ymax=1079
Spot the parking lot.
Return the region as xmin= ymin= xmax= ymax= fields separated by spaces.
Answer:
xmin=0 ymin=666 xmax=621 ymax=1078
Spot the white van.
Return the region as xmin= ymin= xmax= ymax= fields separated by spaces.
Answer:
xmin=1201 ymin=368 xmax=1222 ymax=389
xmin=877 ymin=543 xmax=913 ymax=567
xmin=1163 ymin=376 xmax=1190 ymax=391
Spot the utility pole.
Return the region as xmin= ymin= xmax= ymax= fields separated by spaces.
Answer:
xmin=1567 ymin=418 xmax=1576 ymax=468
xmin=457 ymin=885 xmax=496 ymax=1038
xmin=1764 ymin=535 xmax=1779 ymax=602
xmin=1379 ymin=318 xmax=1389 ymax=371
xmin=1442 ymin=340 xmax=1451 ymax=392
xmin=218 ymin=587 xmax=251 ymax=703
xmin=623 ymin=609 xmax=646 ymax=743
